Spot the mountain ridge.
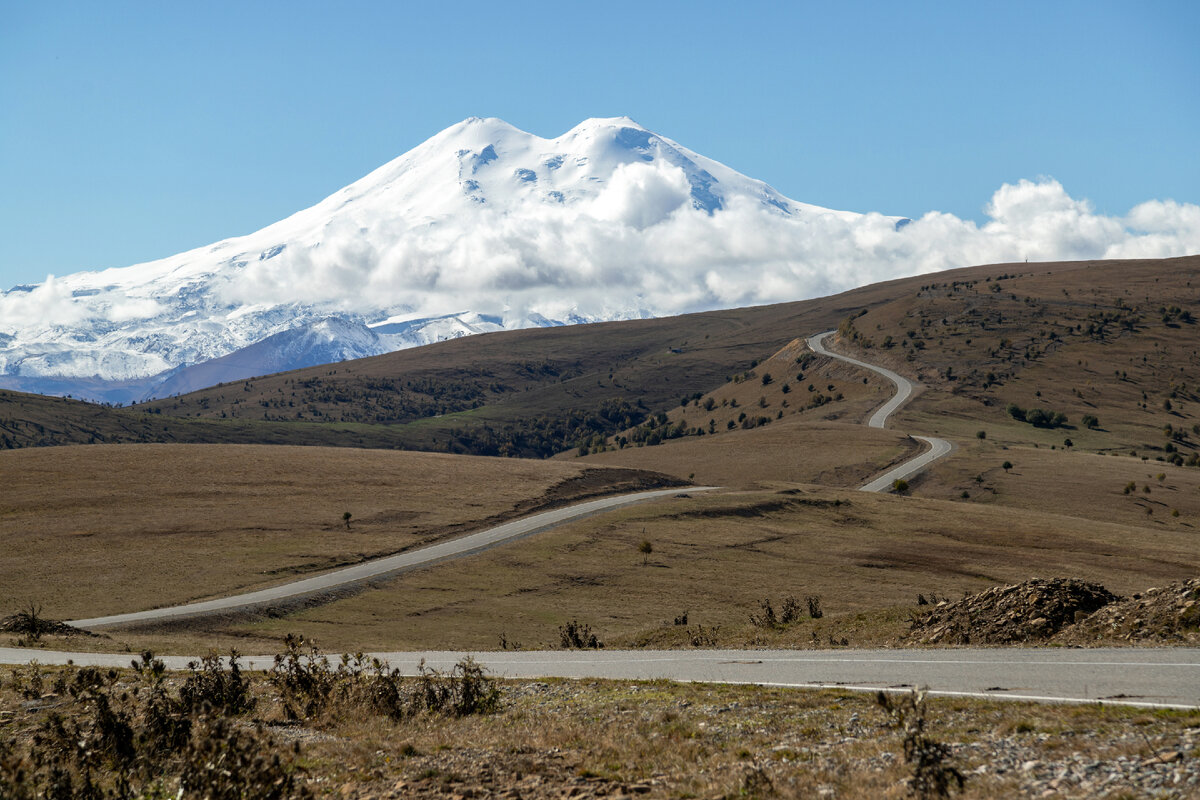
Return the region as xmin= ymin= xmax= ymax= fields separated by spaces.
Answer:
xmin=0 ymin=116 xmax=880 ymax=403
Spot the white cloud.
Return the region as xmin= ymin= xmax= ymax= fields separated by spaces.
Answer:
xmin=0 ymin=276 xmax=88 ymax=333
xmin=211 ymin=178 xmax=1200 ymax=323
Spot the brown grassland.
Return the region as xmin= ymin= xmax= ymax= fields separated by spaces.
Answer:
xmin=32 ymin=483 xmax=1198 ymax=657
xmin=0 ymin=444 xmax=673 ymax=621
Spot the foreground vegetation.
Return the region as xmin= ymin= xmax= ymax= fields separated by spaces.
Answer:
xmin=2 ymin=644 xmax=1197 ymax=799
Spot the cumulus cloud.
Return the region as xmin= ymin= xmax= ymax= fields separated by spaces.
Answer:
xmin=588 ymin=161 xmax=692 ymax=229
xmin=218 ymin=177 xmax=1199 ymax=325
xmin=0 ymin=276 xmax=88 ymax=333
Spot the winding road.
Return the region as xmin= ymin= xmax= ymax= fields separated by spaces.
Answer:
xmin=67 ymin=486 xmax=714 ymax=630
xmin=807 ymin=330 xmax=954 ymax=492
xmin=65 ymin=332 xmax=940 ymax=630
xmin=12 ymin=333 xmax=1192 ymax=709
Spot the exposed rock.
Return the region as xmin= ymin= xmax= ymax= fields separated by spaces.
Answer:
xmin=1054 ymin=578 xmax=1200 ymax=645
xmin=906 ymin=578 xmax=1117 ymax=645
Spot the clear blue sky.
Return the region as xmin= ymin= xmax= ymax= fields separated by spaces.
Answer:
xmin=1 ymin=0 xmax=1196 ymax=289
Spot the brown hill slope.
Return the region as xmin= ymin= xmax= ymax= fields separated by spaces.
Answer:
xmin=0 ymin=443 xmax=676 ymax=620
xmin=132 ymin=268 xmax=964 ymax=456
xmin=825 ymin=254 xmax=1200 ymax=458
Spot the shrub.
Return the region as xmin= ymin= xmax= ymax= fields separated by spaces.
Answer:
xmin=2 ymin=651 xmax=308 ymax=800
xmin=806 ymin=596 xmax=824 ymax=619
xmin=780 ymin=596 xmax=802 ymax=624
xmin=688 ymin=625 xmax=719 ymax=647
xmin=1082 ymin=414 xmax=1099 ymax=429
xmin=876 ymin=689 xmax=965 ymax=798
xmin=179 ymin=652 xmax=256 ymax=716
xmin=749 ymin=598 xmax=778 ymax=628
xmin=559 ymin=620 xmax=602 ymax=648
xmin=893 ymin=478 xmax=910 ymax=493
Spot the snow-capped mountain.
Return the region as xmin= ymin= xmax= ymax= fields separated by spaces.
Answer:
xmin=0 ymin=116 xmax=891 ymax=403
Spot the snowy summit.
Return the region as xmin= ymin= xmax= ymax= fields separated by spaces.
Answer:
xmin=0 ymin=116 xmax=890 ymax=402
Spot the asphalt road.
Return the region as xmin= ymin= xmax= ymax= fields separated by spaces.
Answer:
xmin=806 ymin=330 xmax=954 ymax=491
xmin=67 ymin=486 xmax=713 ymax=630
xmin=2 ymin=646 xmax=1196 ymax=710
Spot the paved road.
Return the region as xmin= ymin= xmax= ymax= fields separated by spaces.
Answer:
xmin=68 ymin=486 xmax=713 ymax=630
xmin=3 ymin=646 xmax=1197 ymax=710
xmin=806 ymin=330 xmax=953 ymax=491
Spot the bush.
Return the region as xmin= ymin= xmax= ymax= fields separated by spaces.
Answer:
xmin=806 ymin=595 xmax=824 ymax=619
xmin=180 ymin=652 xmax=256 ymax=716
xmin=893 ymin=478 xmax=909 ymax=493
xmin=876 ymin=689 xmax=965 ymax=798
xmin=1 ymin=651 xmax=308 ymax=800
xmin=749 ymin=598 xmax=778 ymax=628
xmin=559 ymin=620 xmax=602 ymax=648
xmin=780 ymin=596 xmax=802 ymax=624
xmin=1082 ymin=414 xmax=1099 ymax=429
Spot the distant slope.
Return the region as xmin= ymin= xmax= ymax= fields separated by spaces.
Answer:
xmin=137 ymin=268 xmax=938 ymax=456
xmin=8 ymin=254 xmax=1197 ymax=463
xmin=823 ymin=254 xmax=1200 ymax=458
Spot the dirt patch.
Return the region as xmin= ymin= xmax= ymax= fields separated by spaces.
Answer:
xmin=1055 ymin=578 xmax=1200 ymax=645
xmin=669 ymin=497 xmax=847 ymax=520
xmin=527 ymin=467 xmax=687 ymax=511
xmin=906 ymin=578 xmax=1117 ymax=645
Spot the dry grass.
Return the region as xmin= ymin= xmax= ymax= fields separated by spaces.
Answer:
xmin=0 ymin=443 xmax=664 ymax=621
xmin=577 ymin=336 xmax=920 ymax=488
xmin=580 ymin=420 xmax=918 ymax=489
xmin=79 ymin=486 xmax=1200 ymax=656
xmin=4 ymin=660 xmax=1195 ymax=799
xmin=912 ymin=440 xmax=1200 ymax=528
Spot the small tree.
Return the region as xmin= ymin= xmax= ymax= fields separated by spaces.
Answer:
xmin=342 ymin=511 xmax=352 ymax=531
xmin=893 ymin=478 xmax=910 ymax=493
xmin=975 ymin=430 xmax=986 ymax=440
xmin=638 ymin=539 xmax=653 ymax=565
xmin=1001 ymin=461 xmax=1013 ymax=473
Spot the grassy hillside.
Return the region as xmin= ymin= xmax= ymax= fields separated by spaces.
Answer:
xmin=53 ymin=485 xmax=1200 ymax=655
xmin=131 ymin=271 xmax=946 ymax=456
xmin=0 ymin=443 xmax=677 ymax=620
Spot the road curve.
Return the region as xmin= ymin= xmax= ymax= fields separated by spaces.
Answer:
xmin=807 ymin=330 xmax=953 ymax=491
xmin=68 ymin=486 xmax=714 ymax=630
xmin=2 ymin=646 xmax=1197 ymax=710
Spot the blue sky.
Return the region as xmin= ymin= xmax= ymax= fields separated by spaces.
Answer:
xmin=1 ymin=0 xmax=1196 ymax=289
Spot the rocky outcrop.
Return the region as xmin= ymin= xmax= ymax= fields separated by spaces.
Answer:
xmin=1054 ymin=578 xmax=1200 ymax=645
xmin=907 ymin=578 xmax=1118 ymax=645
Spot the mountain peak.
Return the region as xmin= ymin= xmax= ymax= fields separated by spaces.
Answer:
xmin=568 ymin=115 xmax=646 ymax=132
xmin=0 ymin=115 xmax=862 ymax=402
